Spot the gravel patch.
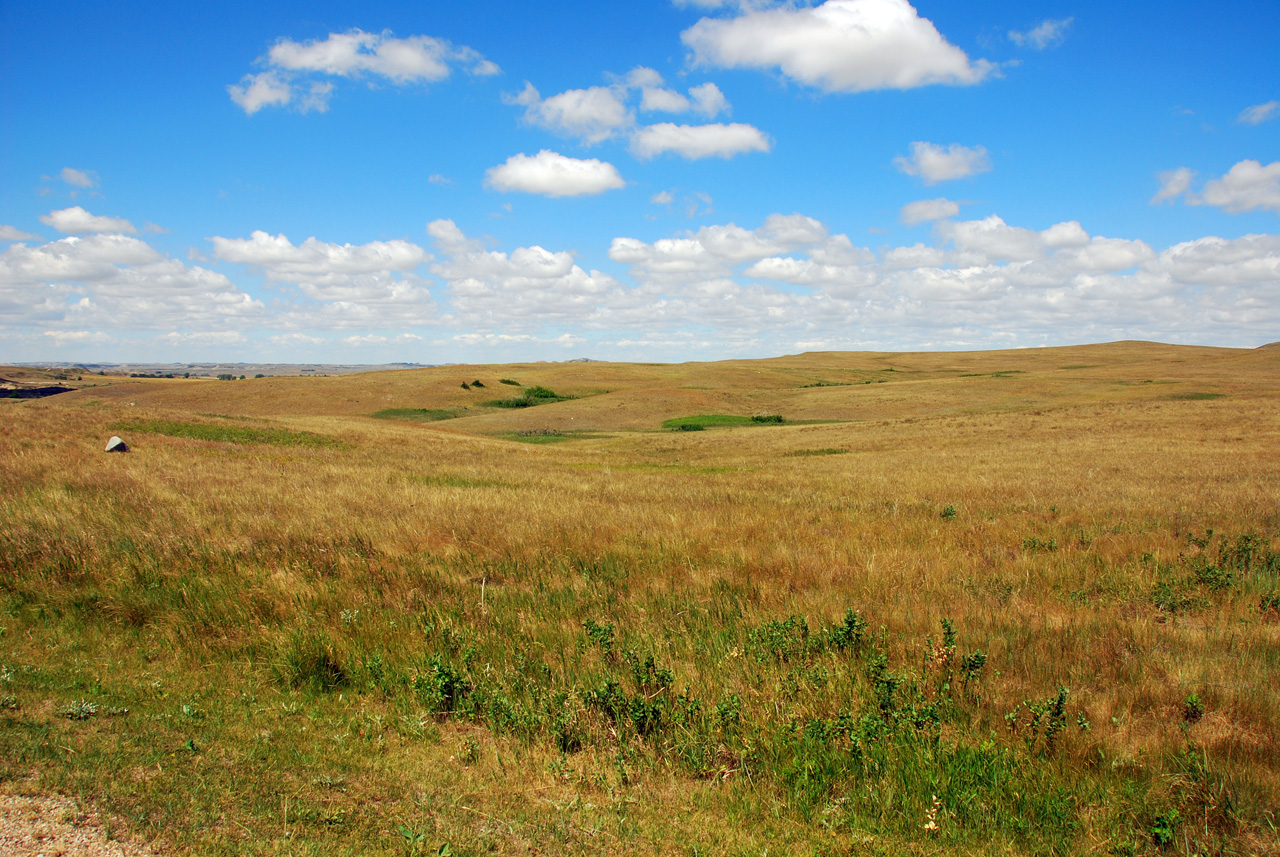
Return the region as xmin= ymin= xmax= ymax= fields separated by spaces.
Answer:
xmin=0 ymin=789 xmax=159 ymax=857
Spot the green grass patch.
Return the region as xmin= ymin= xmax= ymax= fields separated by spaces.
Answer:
xmin=409 ymin=474 xmax=510 ymax=488
xmin=783 ymin=448 xmax=849 ymax=457
xmin=662 ymin=414 xmax=756 ymax=429
xmin=370 ymin=408 xmax=459 ymax=423
xmin=112 ymin=419 xmax=345 ymax=449
xmin=1168 ymin=392 xmax=1225 ymax=401
xmin=486 ymin=386 xmax=574 ymax=408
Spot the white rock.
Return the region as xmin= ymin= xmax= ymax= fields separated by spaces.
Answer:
xmin=105 ymin=436 xmax=129 ymax=453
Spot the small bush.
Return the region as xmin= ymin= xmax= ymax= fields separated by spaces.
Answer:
xmin=471 ymin=380 xmax=485 ymax=388
xmin=941 ymin=505 xmax=958 ymax=520
xmin=499 ymin=378 xmax=521 ymax=386
xmin=487 ymin=386 xmax=573 ymax=408
xmin=677 ymin=423 xmax=704 ymax=432
xmin=751 ymin=414 xmax=784 ymax=424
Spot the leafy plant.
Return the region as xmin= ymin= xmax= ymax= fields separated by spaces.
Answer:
xmin=1182 ymin=693 xmax=1205 ymax=723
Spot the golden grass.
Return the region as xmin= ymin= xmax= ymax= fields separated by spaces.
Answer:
xmin=1 ymin=341 xmax=1278 ymax=855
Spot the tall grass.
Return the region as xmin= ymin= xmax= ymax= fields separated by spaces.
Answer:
xmin=1 ymin=343 xmax=1278 ymax=855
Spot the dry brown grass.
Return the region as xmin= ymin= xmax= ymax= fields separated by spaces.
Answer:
xmin=1 ymin=341 xmax=1278 ymax=855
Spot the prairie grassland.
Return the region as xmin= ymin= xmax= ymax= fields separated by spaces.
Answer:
xmin=1 ymin=342 xmax=1278 ymax=856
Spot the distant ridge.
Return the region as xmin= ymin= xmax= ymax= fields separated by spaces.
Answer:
xmin=1257 ymin=341 xmax=1280 ymax=350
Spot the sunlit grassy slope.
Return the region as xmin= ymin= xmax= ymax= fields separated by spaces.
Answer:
xmin=2 ymin=342 xmax=1278 ymax=856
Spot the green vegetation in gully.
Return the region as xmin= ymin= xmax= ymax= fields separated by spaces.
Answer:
xmin=371 ymin=408 xmax=460 ymax=423
xmin=112 ymin=418 xmax=345 ymax=449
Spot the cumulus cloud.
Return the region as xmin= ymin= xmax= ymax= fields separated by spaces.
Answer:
xmin=0 ymin=226 xmax=41 ymax=242
xmin=484 ymin=150 xmax=626 ymax=197
xmin=1156 ymin=234 xmax=1280 ymax=285
xmin=1196 ymin=160 xmax=1280 ymax=214
xmin=631 ymin=71 xmax=729 ymax=118
xmin=1238 ymin=101 xmax=1279 ymax=125
xmin=900 ymin=198 xmax=960 ymax=225
xmin=1154 ymin=160 xmax=1280 ymax=214
xmin=426 ymin=219 xmax=623 ymax=326
xmin=229 ymin=29 xmax=498 ymax=115
xmin=39 ymin=207 xmax=137 ymax=235
xmin=227 ymin=71 xmax=295 ymax=115
xmin=681 ymin=0 xmax=994 ymax=93
xmin=59 ymin=168 xmax=98 ymax=189
xmin=209 ymin=231 xmax=435 ymax=320
xmin=610 ymin=213 xmax=833 ymax=284
xmin=0 ymin=234 xmax=263 ymax=330
xmin=210 ymin=231 xmax=428 ymax=279
xmin=631 ymin=122 xmax=770 ymax=160
xmin=1009 ymin=18 xmax=1073 ymax=49
xmin=894 ymin=142 xmax=991 ymax=185
xmin=9 ymin=207 xmax=1280 ymax=356
xmin=505 ymin=82 xmax=633 ymax=143
xmin=506 ymin=72 xmax=733 ymax=144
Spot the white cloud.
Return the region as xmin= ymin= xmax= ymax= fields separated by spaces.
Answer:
xmin=639 ymin=86 xmax=691 ymax=113
xmin=40 ymin=206 xmax=137 ymax=235
xmin=43 ymin=330 xmax=114 ymax=346
xmin=1151 ymin=167 xmax=1194 ymax=205
xmin=267 ymin=29 xmax=496 ymax=82
xmin=0 ymin=234 xmax=263 ymax=330
xmin=59 ymin=168 xmax=98 ymax=189
xmin=1009 ymin=18 xmax=1073 ymax=50
xmin=426 ymin=220 xmax=623 ymax=326
xmin=610 ymin=213 xmax=833 ymax=285
xmin=1196 ymin=160 xmax=1280 ymax=214
xmin=161 ymin=331 xmax=247 ymax=347
xmin=900 ymin=198 xmax=960 ymax=225
xmin=209 ymin=231 xmax=435 ymax=316
xmin=227 ymin=72 xmax=294 ymax=115
xmin=210 ymin=231 xmax=428 ymax=278
xmin=230 ymin=29 xmax=498 ymax=115
xmin=894 ymin=142 xmax=991 ymax=185
xmin=1150 ymin=161 xmax=1280 ymax=214
xmin=1157 ymin=234 xmax=1280 ymax=285
xmin=689 ymin=82 xmax=729 ymax=117
xmin=506 ymin=82 xmax=632 ymax=143
xmin=631 ymin=122 xmax=770 ymax=160
xmin=428 ymin=174 xmax=452 ymax=185
xmin=681 ymin=0 xmax=994 ymax=93
xmin=651 ymin=191 xmax=674 ymax=205
xmin=484 ymin=150 xmax=626 ymax=197
xmin=0 ymin=226 xmax=41 ymax=242
xmin=1238 ymin=101 xmax=1279 ymax=125
xmin=635 ymin=78 xmax=728 ymax=118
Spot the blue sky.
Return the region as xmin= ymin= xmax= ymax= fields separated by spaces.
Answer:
xmin=2 ymin=0 xmax=1277 ymax=364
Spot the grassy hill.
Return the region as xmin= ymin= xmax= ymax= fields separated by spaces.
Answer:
xmin=1 ymin=342 xmax=1278 ymax=855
